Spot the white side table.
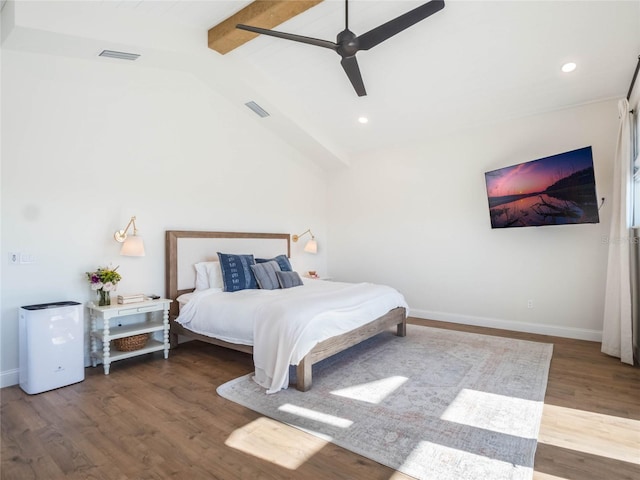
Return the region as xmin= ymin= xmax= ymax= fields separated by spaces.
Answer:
xmin=88 ymin=298 xmax=172 ymax=375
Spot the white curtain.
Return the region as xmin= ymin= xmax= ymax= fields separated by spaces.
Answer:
xmin=633 ymin=108 xmax=640 ymax=363
xmin=602 ymin=98 xmax=634 ymax=365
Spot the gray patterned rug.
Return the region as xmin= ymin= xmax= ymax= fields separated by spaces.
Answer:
xmin=217 ymin=324 xmax=553 ymax=480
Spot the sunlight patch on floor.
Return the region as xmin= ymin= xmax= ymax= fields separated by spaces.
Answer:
xmin=330 ymin=375 xmax=408 ymax=404
xmin=538 ymin=403 xmax=640 ymax=465
xmin=387 ymin=469 xmax=418 ymax=479
xmin=400 ymin=440 xmax=533 ymax=479
xmin=441 ymin=388 xmax=543 ymax=438
xmin=532 ymin=472 xmax=571 ymax=480
xmin=278 ymin=403 xmax=353 ymax=428
xmin=225 ymin=417 xmax=328 ymax=470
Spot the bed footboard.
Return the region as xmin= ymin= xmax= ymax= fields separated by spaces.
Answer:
xmin=295 ymin=306 xmax=407 ymax=391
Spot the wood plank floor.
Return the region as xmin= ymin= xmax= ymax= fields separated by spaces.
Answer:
xmin=2 ymin=318 xmax=639 ymax=480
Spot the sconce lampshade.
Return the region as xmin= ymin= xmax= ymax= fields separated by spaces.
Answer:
xmin=120 ymin=235 xmax=145 ymax=257
xmin=114 ymin=216 xmax=145 ymax=257
xmin=293 ymin=228 xmax=318 ymax=254
xmin=304 ymin=239 xmax=318 ymax=254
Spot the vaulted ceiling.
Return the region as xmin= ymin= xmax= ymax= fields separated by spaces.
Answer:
xmin=2 ymin=1 xmax=639 ymax=169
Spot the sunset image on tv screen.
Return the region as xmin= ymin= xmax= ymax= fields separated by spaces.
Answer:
xmin=484 ymin=146 xmax=600 ymax=228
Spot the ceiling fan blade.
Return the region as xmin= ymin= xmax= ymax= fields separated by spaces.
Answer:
xmin=340 ymin=56 xmax=367 ymax=96
xmin=236 ymin=24 xmax=338 ymax=51
xmin=357 ymin=0 xmax=445 ymax=51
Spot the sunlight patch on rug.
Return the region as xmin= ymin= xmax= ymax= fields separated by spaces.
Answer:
xmin=218 ymin=325 xmax=553 ymax=480
xmin=402 ymin=441 xmax=534 ymax=480
xmin=278 ymin=403 xmax=353 ymax=429
xmin=330 ymin=375 xmax=408 ymax=404
xmin=442 ymin=388 xmax=544 ymax=438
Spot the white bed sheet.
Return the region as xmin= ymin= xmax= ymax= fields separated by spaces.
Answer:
xmin=175 ymin=279 xmax=408 ymax=393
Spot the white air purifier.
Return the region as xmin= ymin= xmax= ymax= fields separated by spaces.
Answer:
xmin=19 ymin=301 xmax=85 ymax=394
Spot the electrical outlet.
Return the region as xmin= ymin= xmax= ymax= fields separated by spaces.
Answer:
xmin=527 ymin=300 xmax=534 ymax=309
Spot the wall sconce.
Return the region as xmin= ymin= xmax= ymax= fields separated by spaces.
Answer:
xmin=292 ymin=229 xmax=317 ymax=254
xmin=114 ymin=216 xmax=145 ymax=257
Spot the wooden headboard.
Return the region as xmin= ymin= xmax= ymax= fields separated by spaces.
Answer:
xmin=165 ymin=230 xmax=291 ymax=317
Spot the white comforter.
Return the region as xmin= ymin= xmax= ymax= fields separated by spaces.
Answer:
xmin=176 ymin=279 xmax=407 ymax=393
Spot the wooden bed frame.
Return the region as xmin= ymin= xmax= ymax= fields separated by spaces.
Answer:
xmin=165 ymin=230 xmax=406 ymax=391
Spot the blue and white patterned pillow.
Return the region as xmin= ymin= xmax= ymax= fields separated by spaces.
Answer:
xmin=276 ymin=271 xmax=303 ymax=289
xmin=255 ymin=254 xmax=292 ymax=272
xmin=217 ymin=252 xmax=257 ymax=292
xmin=251 ymin=261 xmax=281 ymax=290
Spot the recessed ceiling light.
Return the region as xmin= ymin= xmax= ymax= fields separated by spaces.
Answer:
xmin=358 ymin=116 xmax=369 ymax=124
xmin=561 ymin=62 xmax=577 ymax=73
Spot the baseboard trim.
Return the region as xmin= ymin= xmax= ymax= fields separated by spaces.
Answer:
xmin=409 ymin=308 xmax=602 ymax=342
xmin=1 ymin=368 xmax=19 ymax=389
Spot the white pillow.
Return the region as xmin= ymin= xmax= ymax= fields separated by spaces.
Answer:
xmin=176 ymin=291 xmax=197 ymax=307
xmin=194 ymin=261 xmax=223 ymax=290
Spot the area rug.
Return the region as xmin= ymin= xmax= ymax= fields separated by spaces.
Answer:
xmin=217 ymin=324 xmax=553 ymax=480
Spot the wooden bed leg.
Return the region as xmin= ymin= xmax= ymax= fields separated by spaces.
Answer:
xmin=296 ymin=359 xmax=312 ymax=392
xmin=397 ymin=319 xmax=407 ymax=337
xmin=170 ymin=331 xmax=179 ymax=349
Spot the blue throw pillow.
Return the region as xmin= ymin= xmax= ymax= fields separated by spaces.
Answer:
xmin=256 ymin=254 xmax=292 ymax=272
xmin=251 ymin=261 xmax=281 ymax=290
xmin=276 ymin=271 xmax=303 ymax=289
xmin=217 ymin=252 xmax=258 ymax=292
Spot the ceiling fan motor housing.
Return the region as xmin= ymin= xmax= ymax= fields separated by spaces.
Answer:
xmin=337 ymin=29 xmax=359 ymax=58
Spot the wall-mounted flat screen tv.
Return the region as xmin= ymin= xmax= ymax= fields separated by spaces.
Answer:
xmin=484 ymin=146 xmax=599 ymax=228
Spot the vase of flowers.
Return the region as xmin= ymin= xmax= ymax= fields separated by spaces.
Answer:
xmin=86 ymin=266 xmax=122 ymax=306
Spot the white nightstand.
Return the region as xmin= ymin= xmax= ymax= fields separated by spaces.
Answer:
xmin=88 ymin=298 xmax=172 ymax=375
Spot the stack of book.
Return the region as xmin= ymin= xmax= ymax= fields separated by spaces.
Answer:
xmin=117 ymin=294 xmax=145 ymax=305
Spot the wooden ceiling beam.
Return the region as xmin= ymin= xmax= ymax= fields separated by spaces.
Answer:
xmin=208 ymin=0 xmax=323 ymax=55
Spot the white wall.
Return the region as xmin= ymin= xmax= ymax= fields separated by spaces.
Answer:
xmin=328 ymin=100 xmax=619 ymax=340
xmin=0 ymin=49 xmax=328 ymax=386
xmin=0 ymin=45 xmax=624 ymax=387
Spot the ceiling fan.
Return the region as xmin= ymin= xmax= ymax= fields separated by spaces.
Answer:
xmin=236 ymin=0 xmax=445 ymax=97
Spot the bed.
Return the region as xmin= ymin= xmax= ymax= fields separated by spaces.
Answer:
xmin=165 ymin=230 xmax=407 ymax=393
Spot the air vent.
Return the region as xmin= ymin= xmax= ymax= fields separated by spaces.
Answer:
xmin=245 ymin=101 xmax=270 ymax=118
xmin=98 ymin=50 xmax=140 ymax=61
